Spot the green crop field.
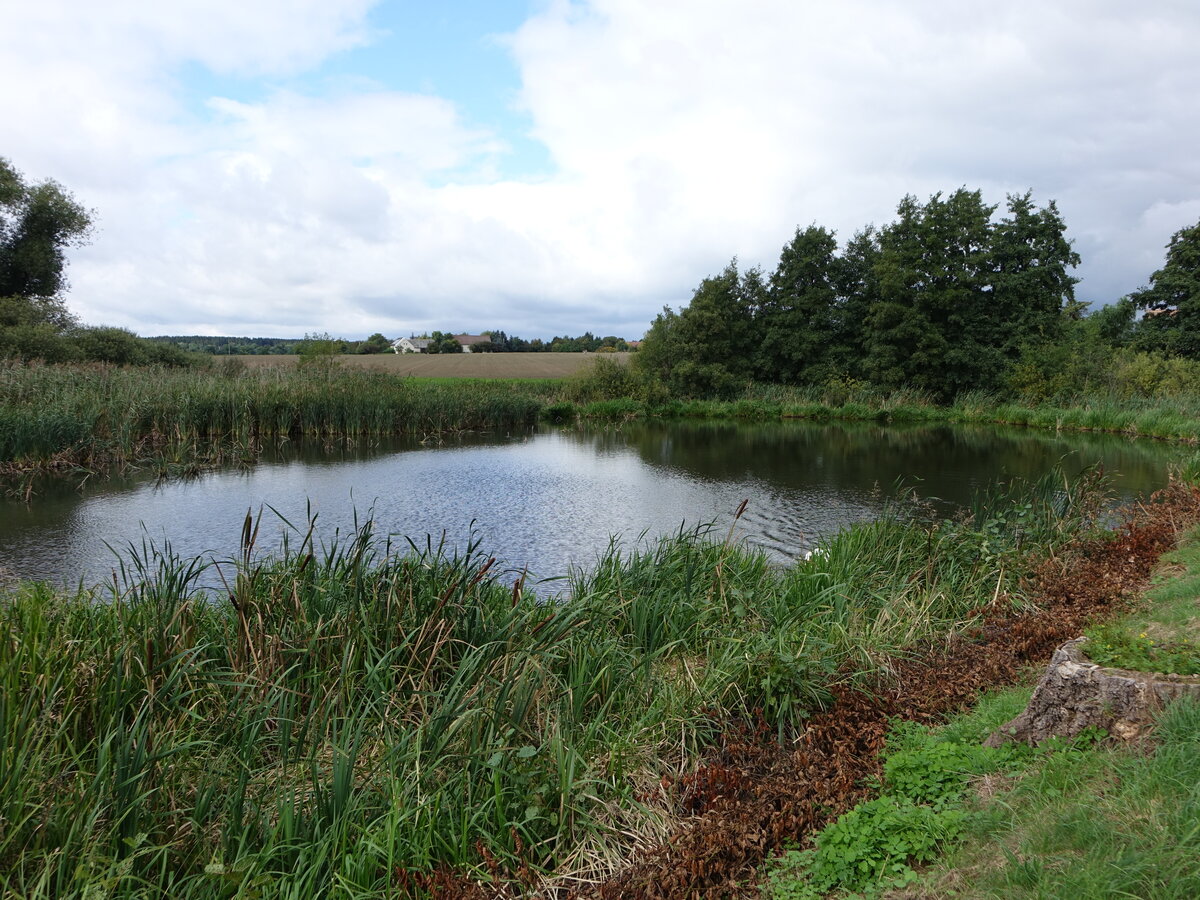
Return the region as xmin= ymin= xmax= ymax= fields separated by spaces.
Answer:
xmin=230 ymin=351 xmax=632 ymax=378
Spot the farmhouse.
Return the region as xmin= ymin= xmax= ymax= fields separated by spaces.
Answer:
xmin=391 ymin=336 xmax=432 ymax=354
xmin=453 ymin=334 xmax=493 ymax=353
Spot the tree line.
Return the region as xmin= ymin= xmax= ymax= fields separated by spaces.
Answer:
xmin=460 ymin=331 xmax=632 ymax=353
xmin=151 ymin=333 xmax=396 ymax=356
xmin=637 ymin=188 xmax=1200 ymax=400
xmin=638 ymin=189 xmax=1084 ymax=399
xmin=144 ymin=329 xmax=636 ymax=357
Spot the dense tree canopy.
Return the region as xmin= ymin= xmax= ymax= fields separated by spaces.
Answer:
xmin=358 ymin=332 xmax=391 ymax=354
xmin=638 ymin=261 xmax=765 ymax=398
xmin=757 ymin=225 xmax=840 ymax=383
xmin=1 ymin=157 xmax=92 ymax=307
xmin=426 ymin=331 xmax=464 ymax=354
xmin=640 ymin=188 xmax=1083 ymax=399
xmin=1131 ymin=220 xmax=1200 ymax=358
xmin=864 ymin=189 xmax=1079 ymax=395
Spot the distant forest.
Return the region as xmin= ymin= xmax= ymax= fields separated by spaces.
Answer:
xmin=147 ymin=336 xmax=302 ymax=355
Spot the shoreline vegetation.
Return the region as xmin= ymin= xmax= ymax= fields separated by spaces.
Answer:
xmin=3 ymin=356 xmax=1200 ymax=489
xmin=3 ymin=465 xmax=1198 ymax=898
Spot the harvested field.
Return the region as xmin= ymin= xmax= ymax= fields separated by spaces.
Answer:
xmin=229 ymin=352 xmax=631 ymax=378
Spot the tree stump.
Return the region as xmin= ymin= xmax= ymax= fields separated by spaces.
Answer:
xmin=985 ymin=638 xmax=1200 ymax=747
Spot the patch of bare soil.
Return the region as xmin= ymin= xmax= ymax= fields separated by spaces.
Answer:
xmin=419 ymin=483 xmax=1200 ymax=900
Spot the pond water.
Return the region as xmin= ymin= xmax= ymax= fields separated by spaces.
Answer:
xmin=0 ymin=420 xmax=1190 ymax=589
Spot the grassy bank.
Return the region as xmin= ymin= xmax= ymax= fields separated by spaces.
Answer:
xmin=0 ymin=470 xmax=1118 ymax=898
xmin=761 ymin=527 xmax=1200 ymax=899
xmin=4 ymin=358 xmax=1200 ymax=483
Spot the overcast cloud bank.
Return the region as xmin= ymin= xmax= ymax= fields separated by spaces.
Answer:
xmin=3 ymin=0 xmax=1198 ymax=339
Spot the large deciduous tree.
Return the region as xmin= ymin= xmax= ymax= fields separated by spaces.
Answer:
xmin=863 ymin=188 xmax=1079 ymax=397
xmin=636 ymin=260 xmax=762 ymax=397
xmin=357 ymin=332 xmax=391 ymax=354
xmin=866 ymin=189 xmax=997 ymax=396
xmin=991 ymin=191 xmax=1080 ymax=354
xmin=1131 ymin=219 xmax=1200 ymax=358
xmin=426 ymin=331 xmax=464 ymax=354
xmin=832 ymin=225 xmax=882 ymax=373
xmin=757 ymin=225 xmax=839 ymax=383
xmin=0 ymin=157 xmax=92 ymax=325
xmin=1 ymin=158 xmax=93 ymax=361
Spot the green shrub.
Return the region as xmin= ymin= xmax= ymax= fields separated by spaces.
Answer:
xmin=0 ymin=323 xmax=81 ymax=363
xmin=706 ymin=634 xmax=836 ymax=735
xmin=564 ymin=355 xmax=637 ymax=402
xmin=668 ymin=359 xmax=745 ymax=400
xmin=540 ymin=401 xmax=577 ymax=424
xmin=580 ymin=397 xmax=643 ymax=420
xmin=1108 ymin=350 xmax=1200 ymax=399
xmin=68 ymin=326 xmax=148 ymax=365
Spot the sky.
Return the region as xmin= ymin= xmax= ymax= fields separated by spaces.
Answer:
xmin=2 ymin=0 xmax=1198 ymax=341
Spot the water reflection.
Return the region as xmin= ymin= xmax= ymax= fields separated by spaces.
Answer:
xmin=0 ymin=421 xmax=1188 ymax=589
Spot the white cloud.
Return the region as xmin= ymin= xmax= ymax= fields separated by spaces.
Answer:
xmin=9 ymin=0 xmax=375 ymax=76
xmin=3 ymin=0 xmax=1199 ymax=338
xmin=506 ymin=0 xmax=1200 ymax=308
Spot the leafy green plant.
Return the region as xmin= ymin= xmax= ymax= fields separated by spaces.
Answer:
xmin=1181 ymin=452 xmax=1200 ymax=484
xmin=883 ymin=740 xmax=976 ymax=807
xmin=765 ymin=798 xmax=966 ymax=898
xmin=709 ymin=634 xmax=837 ymax=736
xmin=540 ymin=400 xmax=577 ymax=423
xmin=763 ymin=722 xmax=999 ymax=898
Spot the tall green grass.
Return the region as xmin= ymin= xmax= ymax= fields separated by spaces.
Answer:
xmin=0 ymin=361 xmax=547 ymax=469
xmin=0 ymin=469 xmax=1108 ymax=896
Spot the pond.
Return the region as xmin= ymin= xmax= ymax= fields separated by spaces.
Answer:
xmin=0 ymin=420 xmax=1190 ymax=589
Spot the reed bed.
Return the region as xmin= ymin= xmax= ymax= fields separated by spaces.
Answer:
xmin=0 ymin=361 xmax=548 ymax=472
xmin=0 ymin=469 xmax=1109 ymax=897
